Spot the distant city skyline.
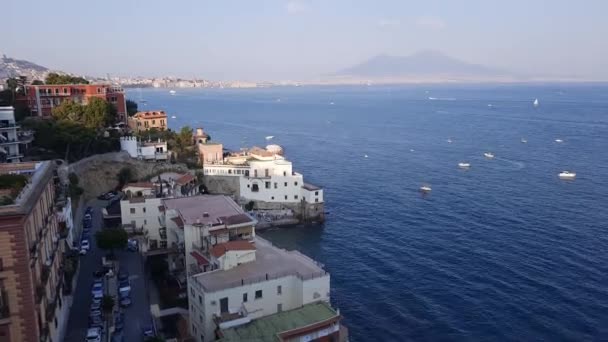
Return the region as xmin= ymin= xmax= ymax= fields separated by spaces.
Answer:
xmin=3 ymin=0 xmax=608 ymax=81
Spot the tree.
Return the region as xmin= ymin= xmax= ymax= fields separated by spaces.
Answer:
xmin=102 ymin=295 xmax=114 ymax=313
xmin=126 ymin=99 xmax=138 ymax=116
xmin=84 ymin=97 xmax=115 ymax=128
xmin=52 ymin=99 xmax=84 ymax=122
xmin=31 ymin=80 xmax=44 ymax=85
xmin=45 ymin=72 xmax=89 ymax=85
xmin=95 ymin=228 xmax=128 ymax=256
xmin=176 ymin=126 xmax=193 ymax=147
xmin=117 ymin=167 xmax=135 ymax=187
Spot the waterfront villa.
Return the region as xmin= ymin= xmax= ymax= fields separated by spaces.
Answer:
xmin=119 ymin=136 xmax=168 ymax=161
xmin=128 ymin=110 xmax=167 ymax=132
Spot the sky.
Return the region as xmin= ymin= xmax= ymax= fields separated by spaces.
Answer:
xmin=3 ymin=0 xmax=608 ymax=81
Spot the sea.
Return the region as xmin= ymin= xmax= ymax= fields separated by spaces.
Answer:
xmin=129 ymin=84 xmax=608 ymax=341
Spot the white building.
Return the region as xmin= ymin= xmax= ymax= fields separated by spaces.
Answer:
xmin=168 ymin=195 xmax=331 ymax=342
xmin=202 ymin=146 xmax=323 ymax=206
xmin=189 ymin=237 xmax=331 ymax=342
xmin=0 ymin=106 xmax=32 ymax=163
xmin=120 ymin=136 xmax=168 ymax=161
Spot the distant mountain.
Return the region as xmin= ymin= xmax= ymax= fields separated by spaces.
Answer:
xmin=0 ymin=54 xmax=50 ymax=81
xmin=332 ymin=50 xmax=515 ymax=82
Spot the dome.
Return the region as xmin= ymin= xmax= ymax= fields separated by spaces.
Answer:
xmin=265 ymin=144 xmax=284 ymax=155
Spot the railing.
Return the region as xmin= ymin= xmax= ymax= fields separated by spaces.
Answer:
xmin=198 ymin=270 xmax=328 ymax=293
xmin=0 ymin=123 xmax=19 ymax=129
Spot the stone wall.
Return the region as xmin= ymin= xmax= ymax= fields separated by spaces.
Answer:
xmin=202 ymin=175 xmax=241 ymax=197
xmin=68 ymin=151 xmax=190 ymax=200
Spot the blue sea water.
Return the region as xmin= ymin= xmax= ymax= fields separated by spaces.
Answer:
xmin=130 ymin=84 xmax=608 ymax=341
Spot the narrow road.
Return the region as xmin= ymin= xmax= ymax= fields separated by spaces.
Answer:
xmin=63 ymin=199 xmax=152 ymax=341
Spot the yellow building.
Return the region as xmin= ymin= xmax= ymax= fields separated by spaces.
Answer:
xmin=128 ymin=111 xmax=167 ymax=133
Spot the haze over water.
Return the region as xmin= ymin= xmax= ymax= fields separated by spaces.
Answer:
xmin=131 ymin=84 xmax=608 ymax=341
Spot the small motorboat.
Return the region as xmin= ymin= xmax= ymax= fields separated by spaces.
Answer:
xmin=447 ymin=138 xmax=453 ymax=143
xmin=555 ymin=139 xmax=563 ymax=143
xmin=169 ymin=90 xmax=176 ymax=95
xmin=559 ymin=171 xmax=576 ymax=180
xmin=364 ymin=154 xmax=368 ymax=158
xmin=484 ymin=152 xmax=495 ymax=159
xmin=265 ymin=136 xmax=274 ymax=140
xmin=171 ymin=115 xmax=177 ymax=119
xmin=458 ymin=162 xmax=471 ymax=168
xmin=521 ymin=138 xmax=528 ymax=143
xmin=420 ymin=185 xmax=432 ymax=193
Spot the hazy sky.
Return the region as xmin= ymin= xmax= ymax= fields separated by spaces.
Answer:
xmin=3 ymin=0 xmax=608 ymax=81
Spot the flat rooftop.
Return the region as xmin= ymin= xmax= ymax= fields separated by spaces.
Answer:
xmin=219 ymin=302 xmax=338 ymax=342
xmin=162 ymin=195 xmax=253 ymax=227
xmin=192 ymin=237 xmax=327 ymax=293
xmin=0 ymin=161 xmax=54 ymax=215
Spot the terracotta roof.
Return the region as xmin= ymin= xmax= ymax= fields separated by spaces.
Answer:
xmin=123 ymin=182 xmax=155 ymax=190
xmin=211 ymin=241 xmax=255 ymax=258
xmin=171 ymin=216 xmax=184 ymax=228
xmin=190 ymin=251 xmax=210 ymax=266
xmin=176 ymin=173 xmax=196 ymax=185
xmin=133 ymin=111 xmax=167 ymax=119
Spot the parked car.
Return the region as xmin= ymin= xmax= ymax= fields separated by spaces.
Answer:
xmin=84 ymin=212 xmax=92 ymax=220
xmin=79 ymin=248 xmax=88 ymax=256
xmin=119 ymin=295 xmax=132 ymax=308
xmin=85 ymin=206 xmax=93 ymax=214
xmin=142 ymin=325 xmax=155 ymax=338
xmin=118 ymin=280 xmax=131 ymax=294
xmin=114 ymin=312 xmax=125 ymax=332
xmin=117 ymin=270 xmax=129 ymax=283
xmin=90 ymin=300 xmax=101 ymax=311
xmin=91 ymin=282 xmax=103 ymax=299
xmin=86 ymin=327 xmax=102 ymax=342
xmin=126 ymin=239 xmax=138 ymax=252
xmin=81 ymin=239 xmax=90 ymax=251
xmin=89 ymin=309 xmax=103 ymax=320
xmin=89 ymin=316 xmax=104 ymax=330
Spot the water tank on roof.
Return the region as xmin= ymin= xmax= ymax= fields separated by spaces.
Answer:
xmin=266 ymin=144 xmax=284 ymax=155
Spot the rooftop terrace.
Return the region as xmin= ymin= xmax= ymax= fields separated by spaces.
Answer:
xmin=219 ymin=301 xmax=339 ymax=342
xmin=192 ymin=237 xmax=327 ymax=293
xmin=163 ymin=195 xmax=253 ymax=227
xmin=0 ymin=161 xmax=54 ymax=215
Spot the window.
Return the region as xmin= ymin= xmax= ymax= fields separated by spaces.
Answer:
xmin=161 ymin=120 xmax=165 ymax=126
xmin=247 ymin=184 xmax=250 ymax=188
xmin=252 ymin=184 xmax=259 ymax=192
xmin=265 ymin=169 xmax=269 ymax=177
xmin=0 ymin=258 xmax=3 ymax=271
xmin=144 ymin=219 xmax=147 ymax=225
xmin=274 ymin=182 xmax=278 ymax=189
xmin=54 ymin=88 xmax=59 ymax=94
xmin=228 ymin=169 xmax=232 ymax=174
xmin=265 ymin=182 xmax=271 ymax=189
xmin=255 ymin=290 xmax=263 ymax=299
xmin=243 ymin=293 xmax=248 ymax=302
xmin=200 ymin=315 xmax=203 ymax=323
xmin=315 ymin=191 xmax=319 ymax=195
xmin=199 ymin=295 xmax=202 ymax=304
xmin=294 ymin=182 xmax=298 ymax=186
xmin=152 ymin=120 xmax=156 ymax=124
xmin=294 ymin=195 xmax=299 ymax=200
xmin=283 ymin=171 xmax=287 ymax=176
xmin=277 ymin=303 xmax=283 ymax=312
xmin=130 ymin=208 xmax=135 ymax=214
xmin=143 ymin=207 xmax=146 ymax=213
xmin=284 ymin=182 xmax=287 ymax=187
xmin=63 ymin=88 xmax=68 ymax=94
xmin=315 ymin=198 xmax=319 ymax=203
xmin=277 ymin=285 xmax=282 ymax=295
xmin=271 ymin=196 xmax=274 ymax=200
xmin=284 ymin=195 xmax=288 ymax=200
xmin=191 ymin=287 xmax=195 ymax=296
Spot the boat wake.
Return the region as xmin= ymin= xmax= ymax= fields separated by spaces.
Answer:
xmin=428 ymin=97 xmax=457 ymax=101
xmin=495 ymin=157 xmax=526 ymax=170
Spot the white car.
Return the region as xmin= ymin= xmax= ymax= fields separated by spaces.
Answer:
xmin=79 ymin=248 xmax=87 ymax=256
xmin=91 ymin=283 xmax=104 ymax=299
xmin=86 ymin=327 xmax=102 ymax=342
xmin=81 ymin=239 xmax=90 ymax=251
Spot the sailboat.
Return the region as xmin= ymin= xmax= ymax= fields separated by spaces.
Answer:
xmin=533 ymin=98 xmax=539 ymax=107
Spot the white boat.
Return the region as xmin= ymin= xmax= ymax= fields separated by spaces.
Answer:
xmin=330 ymin=102 xmax=335 ymax=105
xmin=521 ymin=138 xmax=528 ymax=143
xmin=488 ymin=104 xmax=493 ymax=108
xmin=169 ymin=90 xmax=176 ymax=95
xmin=533 ymin=98 xmax=539 ymax=107
xmin=420 ymin=185 xmax=432 ymax=193
xmin=484 ymin=152 xmax=495 ymax=159
xmin=265 ymin=136 xmax=274 ymax=140
xmin=558 ymin=171 xmax=576 ymax=180
xmin=555 ymin=139 xmax=563 ymax=143
xmin=171 ymin=115 xmax=177 ymax=119
xmin=458 ymin=162 xmax=470 ymax=168
xmin=364 ymin=154 xmax=368 ymax=158
xmin=447 ymin=138 xmax=453 ymax=143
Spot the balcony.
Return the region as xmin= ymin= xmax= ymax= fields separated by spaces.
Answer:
xmin=214 ymin=305 xmax=251 ymax=329
xmin=0 ymin=290 xmax=10 ymax=320
xmin=5 ymin=154 xmax=23 ymax=160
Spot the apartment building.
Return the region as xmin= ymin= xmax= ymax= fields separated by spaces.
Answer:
xmin=0 ymin=161 xmax=73 ymax=342
xmin=23 ymin=84 xmax=127 ymax=122
xmin=0 ymin=106 xmax=33 ymax=163
xmin=127 ymin=111 xmax=167 ymax=133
